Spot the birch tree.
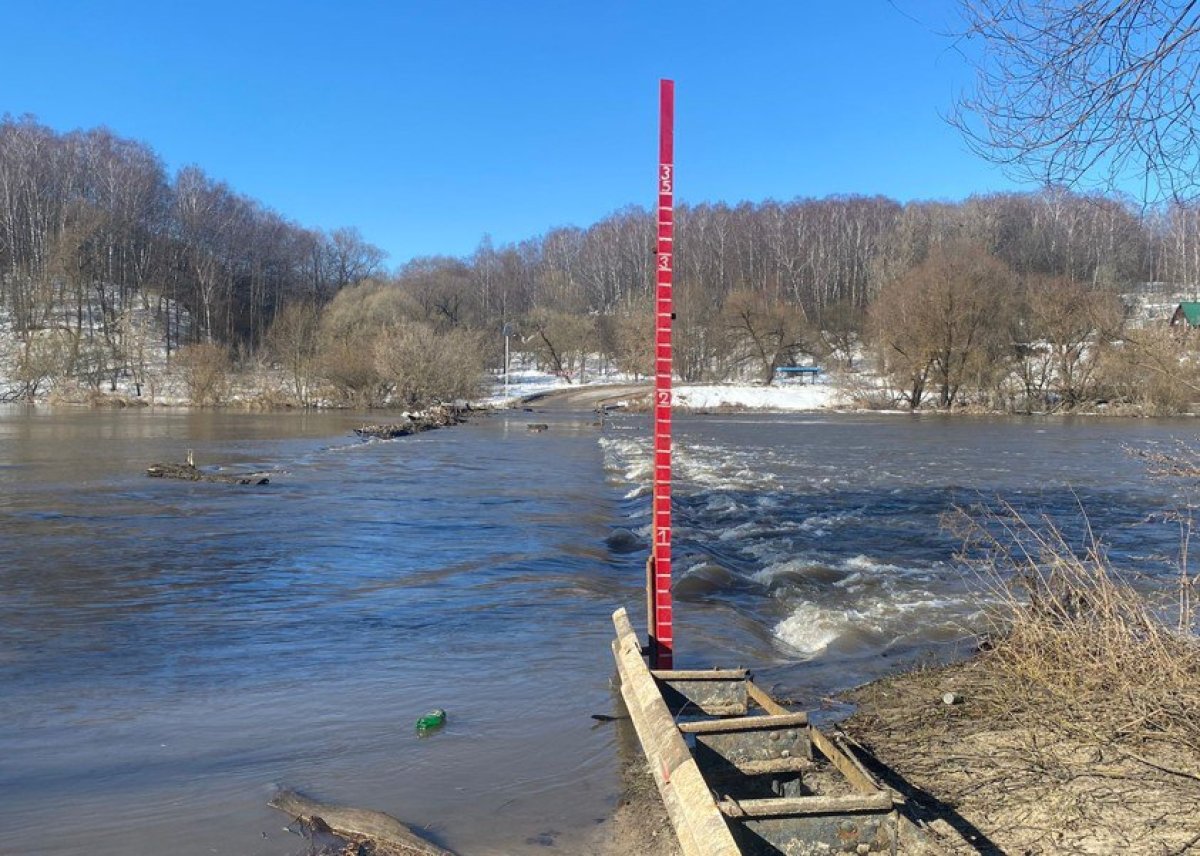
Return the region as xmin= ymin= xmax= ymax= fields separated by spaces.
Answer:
xmin=956 ymin=1 xmax=1200 ymax=199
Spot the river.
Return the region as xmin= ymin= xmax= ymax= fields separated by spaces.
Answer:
xmin=0 ymin=405 xmax=1194 ymax=854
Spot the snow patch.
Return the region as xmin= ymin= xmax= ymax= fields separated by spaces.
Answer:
xmin=674 ymin=378 xmax=845 ymax=412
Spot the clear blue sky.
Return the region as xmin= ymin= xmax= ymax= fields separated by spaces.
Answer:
xmin=3 ymin=0 xmax=1019 ymax=266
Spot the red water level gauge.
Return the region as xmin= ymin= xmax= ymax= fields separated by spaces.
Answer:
xmin=649 ymin=79 xmax=674 ymax=669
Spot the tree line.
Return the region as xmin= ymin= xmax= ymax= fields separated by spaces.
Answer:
xmin=0 ymin=115 xmax=383 ymax=397
xmin=7 ymin=114 xmax=1200 ymax=410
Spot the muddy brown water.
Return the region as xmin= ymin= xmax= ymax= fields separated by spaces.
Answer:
xmin=0 ymin=405 xmax=1194 ymax=854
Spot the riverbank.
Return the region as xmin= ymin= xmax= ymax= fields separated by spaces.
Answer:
xmin=834 ymin=520 xmax=1200 ymax=856
xmin=840 ymin=655 xmax=1200 ymax=854
xmin=585 ymin=402 xmax=1200 ymax=854
xmin=16 ymin=364 xmax=1200 ymax=419
xmin=515 ymin=376 xmax=1200 ymax=418
xmin=588 ymin=736 xmax=683 ymax=856
xmin=596 ymin=643 xmax=1200 ymax=856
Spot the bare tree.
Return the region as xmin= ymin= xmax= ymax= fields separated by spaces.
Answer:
xmin=1097 ymin=326 xmax=1200 ymax=412
xmin=175 ymin=342 xmax=232 ymax=406
xmin=1022 ymin=275 xmax=1124 ymax=408
xmin=722 ymin=290 xmax=811 ymax=384
xmin=870 ymin=243 xmax=1018 ymax=408
xmin=524 ymin=307 xmax=595 ymax=381
xmin=599 ymin=307 xmax=655 ymax=379
xmin=956 ymin=1 xmax=1200 ymax=199
xmin=265 ymin=300 xmax=322 ymax=405
xmin=814 ymin=299 xmax=865 ymax=369
xmin=374 ymin=322 xmax=485 ymax=408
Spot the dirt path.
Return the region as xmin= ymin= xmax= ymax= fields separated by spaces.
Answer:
xmin=518 ymin=383 xmax=649 ymax=412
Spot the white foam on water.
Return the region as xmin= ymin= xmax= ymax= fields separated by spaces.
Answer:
xmin=705 ymin=493 xmax=748 ymax=516
xmin=599 ymin=428 xmax=787 ymax=499
xmin=842 ymin=554 xmax=908 ymax=575
xmin=773 ymin=603 xmax=844 ymax=657
xmin=717 ymin=520 xmax=771 ymax=542
xmin=673 ymin=443 xmax=779 ymax=492
xmin=599 ymin=436 xmax=653 ymax=485
xmin=751 ymin=556 xmax=812 ymax=584
xmin=800 ymin=508 xmax=862 ymax=532
xmin=743 ymin=538 xmax=800 ymax=565
xmin=711 ymin=517 xmax=810 ymax=546
xmin=835 ymin=571 xmax=866 ymax=590
xmin=754 ymin=552 xmax=911 ymax=586
xmin=772 ymin=589 xmax=977 ymax=658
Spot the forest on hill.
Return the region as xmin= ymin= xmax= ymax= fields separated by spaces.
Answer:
xmin=5 ymin=114 xmax=1200 ymax=411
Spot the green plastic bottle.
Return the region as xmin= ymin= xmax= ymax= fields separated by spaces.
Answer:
xmin=416 ymin=708 xmax=446 ymax=733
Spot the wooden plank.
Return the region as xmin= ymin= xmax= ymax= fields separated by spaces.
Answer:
xmin=652 ymin=669 xmax=749 ymax=681
xmin=718 ymin=792 xmax=894 ymax=819
xmin=659 ymin=683 xmax=748 ymax=716
xmin=715 ymin=756 xmax=816 ymax=776
xmin=693 ymin=724 xmax=811 ymax=772
xmin=832 ymin=732 xmax=891 ymax=798
xmin=678 ymin=712 xmax=809 ymax=734
xmin=746 ymin=680 xmax=791 ymax=715
xmin=611 ymin=608 xmax=740 ymax=856
xmin=728 ymin=807 xmax=896 ymax=854
xmin=810 ymin=724 xmax=883 ymax=796
xmin=613 ymin=606 xmax=640 ymax=649
xmin=655 ymin=669 xmax=749 ymax=716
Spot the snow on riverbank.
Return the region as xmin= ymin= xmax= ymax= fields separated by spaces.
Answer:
xmin=480 ymin=369 xmax=571 ymax=407
xmin=674 ymin=377 xmax=847 ymax=411
xmin=489 ymin=367 xmax=853 ymax=413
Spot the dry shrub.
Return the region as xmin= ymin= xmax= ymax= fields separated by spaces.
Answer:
xmin=843 ymin=506 xmax=1200 ymax=854
xmin=239 ymin=388 xmax=297 ymax=411
xmin=319 ymin=335 xmax=386 ymax=407
xmin=373 ymin=322 xmax=484 ymax=408
xmin=1095 ymin=330 xmax=1200 ymax=415
xmin=950 ymin=503 xmax=1200 ymax=758
xmin=174 ymin=342 xmax=232 ymax=406
xmin=14 ymin=328 xmax=75 ymax=400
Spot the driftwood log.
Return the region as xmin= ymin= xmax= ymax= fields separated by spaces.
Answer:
xmin=354 ymin=405 xmax=469 ymax=440
xmin=270 ymin=788 xmax=457 ymax=856
xmin=145 ymin=462 xmax=270 ymax=485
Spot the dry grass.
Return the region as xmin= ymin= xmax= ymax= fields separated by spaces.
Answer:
xmin=950 ymin=501 xmax=1200 ymax=753
xmin=844 ymin=504 xmax=1200 ymax=854
xmin=949 ymin=504 xmax=1200 ymax=756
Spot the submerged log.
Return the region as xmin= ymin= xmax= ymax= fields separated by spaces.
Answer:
xmin=145 ymin=462 xmax=270 ymax=485
xmin=355 ymin=423 xmax=425 ymax=439
xmin=269 ymin=788 xmax=457 ymax=856
xmin=354 ymin=405 xmax=470 ymax=440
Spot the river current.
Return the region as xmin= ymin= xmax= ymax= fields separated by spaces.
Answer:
xmin=0 ymin=406 xmax=1193 ymax=854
